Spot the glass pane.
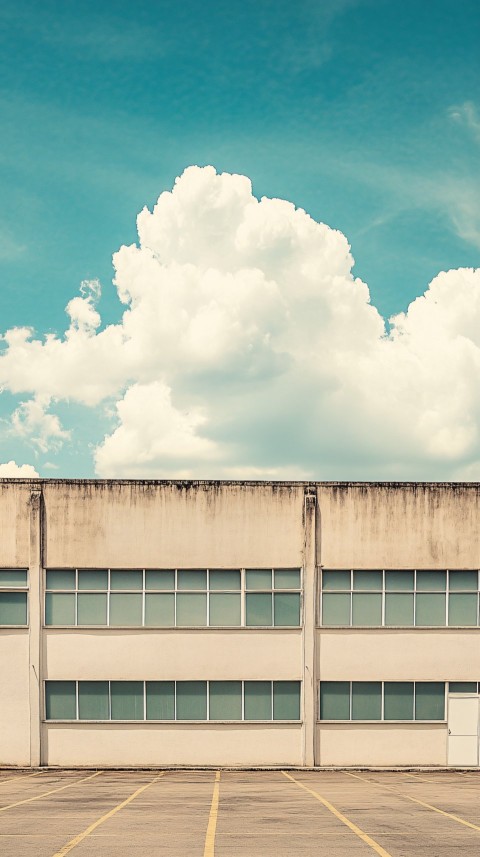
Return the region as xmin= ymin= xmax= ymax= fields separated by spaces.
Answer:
xmin=176 ymin=593 xmax=207 ymax=626
xmin=176 ymin=681 xmax=207 ymax=720
xmin=0 ymin=592 xmax=27 ymax=625
xmin=46 ymin=570 xmax=75 ymax=590
xmin=384 ymin=683 xmax=414 ymax=720
xmin=46 ymin=681 xmax=76 ymax=720
xmin=353 ymin=571 xmax=383 ymax=591
xmin=415 ymin=682 xmax=445 ymax=720
xmin=145 ymin=594 xmax=175 ymax=627
xmin=449 ymin=571 xmax=478 ymax=591
xmin=78 ymin=681 xmax=109 ymax=720
xmin=322 ymin=593 xmax=350 ymax=626
xmin=77 ymin=570 xmax=108 ymax=590
xmin=145 ymin=570 xmax=175 ymax=590
xmin=0 ymin=570 xmax=27 ymax=587
xmin=110 ymin=570 xmax=143 ymax=590
xmin=209 ymin=681 xmax=242 ymax=720
xmin=385 ymin=593 xmax=414 ymax=626
xmin=273 ymin=681 xmax=300 ymax=720
xmin=449 ymin=682 xmax=477 ymax=693
xmin=322 ymin=571 xmax=350 ymax=591
xmin=415 ymin=594 xmax=446 ymax=626
xmin=177 ymin=570 xmax=207 ymax=590
xmin=352 ymin=682 xmax=382 ymax=720
xmin=274 ymin=569 xmax=301 ymax=589
xmin=209 ymin=593 xmax=241 ymax=626
xmin=274 ymin=593 xmax=300 ymax=626
xmin=209 ymin=570 xmax=241 ymax=590
xmin=246 ymin=570 xmax=272 ymax=590
xmin=45 ymin=593 xmax=75 ymax=625
xmin=385 ymin=571 xmax=414 ymax=591
xmin=109 ymin=593 xmax=142 ymax=626
xmin=146 ymin=681 xmax=175 ymax=720
xmin=77 ymin=593 xmax=107 ymax=625
xmin=320 ymin=682 xmax=350 ymax=720
xmin=352 ymin=593 xmax=382 ymax=626
xmin=416 ymin=571 xmax=446 ymax=591
xmin=111 ymin=681 xmax=144 ymax=720
xmin=244 ymin=681 xmax=272 ymax=720
xmin=448 ymin=594 xmax=478 ymax=626
xmin=245 ymin=593 xmax=272 ymax=626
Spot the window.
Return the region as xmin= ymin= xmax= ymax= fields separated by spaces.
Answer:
xmin=0 ymin=569 xmax=28 ymax=626
xmin=44 ymin=680 xmax=301 ymax=721
xmin=45 ymin=568 xmax=302 ymax=628
xmin=319 ymin=682 xmax=446 ymax=721
xmin=320 ymin=570 xmax=480 ymax=627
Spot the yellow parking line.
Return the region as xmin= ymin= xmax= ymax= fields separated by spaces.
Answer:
xmin=0 ymin=771 xmax=47 ymax=786
xmin=346 ymin=772 xmax=480 ymax=833
xmin=282 ymin=771 xmax=393 ymax=857
xmin=51 ymin=772 xmax=165 ymax=857
xmin=0 ymin=771 xmax=102 ymax=813
xmin=204 ymin=771 xmax=221 ymax=857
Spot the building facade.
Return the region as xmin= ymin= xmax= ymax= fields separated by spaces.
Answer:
xmin=0 ymin=479 xmax=479 ymax=768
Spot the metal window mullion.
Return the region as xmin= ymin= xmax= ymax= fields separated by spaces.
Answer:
xmin=446 ymin=569 xmax=449 ymax=625
xmin=381 ymin=681 xmax=384 ymax=721
xmin=75 ymin=681 xmax=79 ymax=721
xmin=349 ymin=681 xmax=352 ymax=721
xmin=143 ymin=680 xmax=146 ymax=721
xmin=207 ymin=569 xmax=210 ymax=627
xmin=174 ymin=680 xmax=177 ymax=721
xmin=207 ymin=680 xmax=210 ymax=721
xmin=108 ymin=680 xmax=112 ymax=721
xmin=413 ymin=682 xmax=416 ymax=721
xmin=413 ymin=569 xmax=417 ymax=626
xmin=382 ymin=570 xmax=385 ymax=627
xmin=241 ymin=569 xmax=245 ymax=627
xmin=241 ymin=680 xmax=245 ymax=721
xmin=142 ymin=569 xmax=146 ymax=627
xmin=271 ymin=680 xmax=274 ymax=721
xmin=174 ymin=570 xmax=177 ymax=627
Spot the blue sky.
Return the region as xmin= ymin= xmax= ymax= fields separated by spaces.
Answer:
xmin=0 ymin=0 xmax=479 ymax=478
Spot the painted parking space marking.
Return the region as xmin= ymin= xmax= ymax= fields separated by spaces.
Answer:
xmin=0 ymin=771 xmax=47 ymax=787
xmin=0 ymin=771 xmax=102 ymax=814
xmin=51 ymin=772 xmax=165 ymax=857
xmin=203 ymin=771 xmax=221 ymax=857
xmin=282 ymin=771 xmax=393 ymax=857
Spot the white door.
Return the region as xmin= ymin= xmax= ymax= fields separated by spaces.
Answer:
xmin=447 ymin=695 xmax=479 ymax=766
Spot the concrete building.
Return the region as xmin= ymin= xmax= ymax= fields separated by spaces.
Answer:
xmin=0 ymin=479 xmax=479 ymax=769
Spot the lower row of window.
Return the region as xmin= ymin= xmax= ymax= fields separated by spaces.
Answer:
xmin=319 ymin=681 xmax=476 ymax=721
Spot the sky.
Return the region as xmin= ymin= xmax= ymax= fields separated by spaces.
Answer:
xmin=0 ymin=0 xmax=479 ymax=480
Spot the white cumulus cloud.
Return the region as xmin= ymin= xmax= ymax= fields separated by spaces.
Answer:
xmin=0 ymin=460 xmax=39 ymax=477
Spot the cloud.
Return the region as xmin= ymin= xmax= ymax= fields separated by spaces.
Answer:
xmin=11 ymin=395 xmax=70 ymax=453
xmin=0 ymin=165 xmax=479 ymax=478
xmin=0 ymin=460 xmax=39 ymax=477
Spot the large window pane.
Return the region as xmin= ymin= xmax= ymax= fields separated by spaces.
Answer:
xmin=274 ymin=569 xmax=301 ymax=589
xmin=111 ymin=681 xmax=144 ymax=720
xmin=46 ymin=570 xmax=75 ymax=590
xmin=274 ymin=593 xmax=300 ymax=626
xmin=209 ymin=570 xmax=241 ymax=590
xmin=416 ymin=571 xmax=446 ymax=591
xmin=322 ymin=571 xmax=350 ymax=591
xmin=449 ymin=682 xmax=477 ymax=693
xmin=46 ymin=681 xmax=76 ymax=720
xmin=448 ymin=594 xmax=478 ymax=626
xmin=384 ymin=683 xmax=414 ymax=720
xmin=77 ymin=593 xmax=107 ymax=625
xmin=415 ymin=594 xmax=446 ymax=626
xmin=209 ymin=681 xmax=242 ymax=720
xmin=45 ymin=593 xmax=75 ymax=625
xmin=209 ymin=594 xmax=241 ymax=626
xmin=77 ymin=570 xmax=108 ymax=590
xmin=0 ymin=592 xmax=27 ymax=625
xmin=109 ymin=593 xmax=142 ymax=626
xmin=245 ymin=593 xmax=272 ymax=626
xmin=352 ymin=594 xmax=382 ymax=626
xmin=244 ymin=681 xmax=272 ymax=720
xmin=353 ymin=571 xmax=383 ymax=591
xmin=145 ymin=594 xmax=175 ymax=626
xmin=449 ymin=571 xmax=478 ymax=591
xmin=246 ymin=570 xmax=272 ymax=590
xmin=78 ymin=681 xmax=109 ymax=720
xmin=385 ymin=593 xmax=414 ymax=626
xmin=176 ymin=593 xmax=207 ymax=626
xmin=176 ymin=681 xmax=207 ymax=720
xmin=146 ymin=681 xmax=175 ymax=720
xmin=0 ymin=570 xmax=27 ymax=587
xmin=110 ymin=570 xmax=143 ymax=590
xmin=319 ymin=682 xmax=350 ymax=720
xmin=177 ymin=570 xmax=207 ymax=590
xmin=322 ymin=593 xmax=350 ymax=626
xmin=415 ymin=683 xmax=445 ymax=720
xmin=352 ymin=682 xmax=382 ymax=720
xmin=145 ymin=570 xmax=175 ymax=590
xmin=385 ymin=571 xmax=414 ymax=591
xmin=273 ymin=681 xmax=300 ymax=720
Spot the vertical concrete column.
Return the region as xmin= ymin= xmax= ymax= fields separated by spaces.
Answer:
xmin=29 ymin=488 xmax=43 ymax=767
xmin=302 ymin=489 xmax=317 ymax=767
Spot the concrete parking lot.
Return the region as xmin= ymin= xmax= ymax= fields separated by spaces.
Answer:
xmin=0 ymin=768 xmax=478 ymax=856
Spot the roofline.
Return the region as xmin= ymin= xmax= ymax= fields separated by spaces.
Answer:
xmin=0 ymin=479 xmax=479 ymax=488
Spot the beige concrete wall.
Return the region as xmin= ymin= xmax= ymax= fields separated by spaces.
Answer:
xmin=316 ymin=723 xmax=447 ymax=766
xmin=0 ymin=481 xmax=32 ymax=567
xmin=317 ymin=630 xmax=480 ymax=680
xmin=45 ymin=629 xmax=302 ymax=680
xmin=43 ymin=481 xmax=305 ymax=568
xmin=318 ymin=483 xmax=480 ymax=568
xmin=0 ymin=632 xmax=31 ymax=765
xmin=44 ymin=723 xmax=303 ymax=767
